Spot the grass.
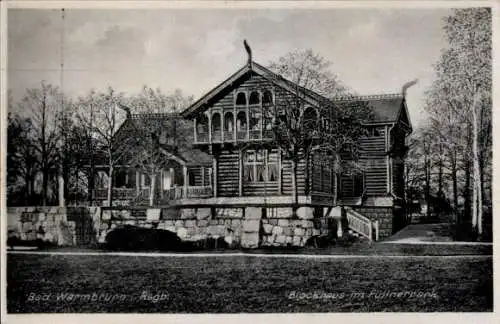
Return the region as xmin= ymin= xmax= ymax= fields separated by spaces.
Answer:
xmin=7 ymin=253 xmax=492 ymax=312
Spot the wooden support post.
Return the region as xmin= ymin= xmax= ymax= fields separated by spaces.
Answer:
xmin=246 ymin=93 xmax=250 ymax=140
xmin=278 ymin=148 xmax=282 ymax=195
xmin=238 ymin=149 xmax=243 ymax=196
xmin=220 ymin=112 xmax=224 ymax=142
xmin=201 ymin=166 xmax=204 ymax=186
xmin=213 ymin=155 xmax=218 ymax=197
xmin=193 ymin=117 xmax=197 ymax=143
xmin=183 ymin=166 xmax=188 ymax=198
xmin=208 ymin=111 xmax=212 ymax=144
xmin=136 ymin=171 xmax=140 ymax=195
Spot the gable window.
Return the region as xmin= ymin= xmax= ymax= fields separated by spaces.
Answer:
xmin=236 ymin=92 xmax=246 ymax=105
xmin=262 ymin=90 xmax=273 ymax=105
xmin=243 ymin=150 xmax=278 ymax=183
xmin=249 ymin=91 xmax=260 ymax=105
xmin=224 ymin=112 xmax=234 ymax=132
xmin=237 ymin=111 xmax=247 ymax=131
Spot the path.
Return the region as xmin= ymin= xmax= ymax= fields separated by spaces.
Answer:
xmin=7 ymin=250 xmax=492 ymax=259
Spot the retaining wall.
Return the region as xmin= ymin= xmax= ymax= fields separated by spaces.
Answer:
xmin=7 ymin=206 xmax=335 ymax=248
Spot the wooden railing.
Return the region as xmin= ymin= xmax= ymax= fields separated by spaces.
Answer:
xmin=236 ymin=131 xmax=247 ymax=140
xmin=249 ymin=130 xmax=261 ymax=139
xmin=224 ymin=131 xmax=234 ymax=141
xmin=212 ymin=130 xmax=222 ymax=142
xmin=345 ymin=207 xmax=379 ymax=241
xmin=165 ymin=185 xmax=213 ymax=200
xmin=196 ymin=132 xmax=209 ymax=143
xmin=94 ymin=188 xmax=137 ymax=200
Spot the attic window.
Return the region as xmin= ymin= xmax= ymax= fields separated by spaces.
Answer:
xmin=249 ymin=91 xmax=260 ymax=105
xmin=262 ymin=90 xmax=273 ymax=105
xmin=236 ymin=92 xmax=246 ymax=105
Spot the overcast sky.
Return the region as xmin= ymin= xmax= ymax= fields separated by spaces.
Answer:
xmin=8 ymin=8 xmax=452 ymax=127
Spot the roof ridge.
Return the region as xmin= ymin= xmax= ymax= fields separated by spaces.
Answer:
xmin=331 ymin=93 xmax=404 ymax=101
xmin=130 ymin=112 xmax=180 ymax=119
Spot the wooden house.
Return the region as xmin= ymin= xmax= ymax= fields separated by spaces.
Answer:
xmin=92 ymin=58 xmax=412 ymax=237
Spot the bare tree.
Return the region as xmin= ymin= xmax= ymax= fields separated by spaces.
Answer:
xmin=76 ymin=87 xmax=129 ymax=206
xmin=424 ymin=8 xmax=491 ymax=236
xmin=17 ymin=82 xmax=63 ymax=205
xmin=268 ymin=49 xmax=370 ymax=212
xmin=122 ymin=86 xmax=194 ymax=206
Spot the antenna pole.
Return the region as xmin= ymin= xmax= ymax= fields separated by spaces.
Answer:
xmin=58 ymin=8 xmax=65 ymax=207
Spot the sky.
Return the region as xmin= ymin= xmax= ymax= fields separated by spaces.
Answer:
xmin=8 ymin=7 xmax=452 ymax=128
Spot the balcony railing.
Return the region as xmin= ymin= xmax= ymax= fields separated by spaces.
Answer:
xmin=165 ymin=185 xmax=213 ymax=200
xmin=94 ymin=188 xmax=137 ymax=200
xmin=195 ymin=129 xmax=275 ymax=143
xmin=249 ymin=129 xmax=261 ymax=140
xmin=224 ymin=131 xmax=234 ymax=141
xmin=236 ymin=130 xmax=247 ymax=140
xmin=212 ymin=130 xmax=222 ymax=142
xmin=196 ymin=132 xmax=209 ymax=143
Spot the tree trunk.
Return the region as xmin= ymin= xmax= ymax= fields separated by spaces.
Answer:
xmin=149 ymin=173 xmax=156 ymax=207
xmin=291 ymin=159 xmax=298 ymax=216
xmin=107 ymin=166 xmax=114 ymax=207
xmin=472 ymin=90 xmax=482 ymax=236
xmin=451 ymin=156 xmax=458 ymax=215
xmin=42 ymin=167 xmax=49 ymax=206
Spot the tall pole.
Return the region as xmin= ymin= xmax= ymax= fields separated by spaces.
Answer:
xmin=58 ymin=8 xmax=65 ymax=207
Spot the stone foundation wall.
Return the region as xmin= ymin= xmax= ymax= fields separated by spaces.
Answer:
xmin=8 ymin=206 xmax=335 ymax=248
xmin=260 ymin=218 xmax=331 ymax=247
xmin=7 ymin=207 xmax=77 ymax=246
xmin=353 ymin=206 xmax=394 ymax=239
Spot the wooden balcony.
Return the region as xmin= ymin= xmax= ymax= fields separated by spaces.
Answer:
xmin=194 ymin=129 xmax=273 ymax=144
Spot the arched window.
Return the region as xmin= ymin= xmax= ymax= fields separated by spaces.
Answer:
xmin=196 ymin=115 xmax=209 ymax=140
xmin=224 ymin=112 xmax=234 ymax=132
xmin=249 ymin=91 xmax=260 ymax=105
xmin=212 ymin=112 xmax=221 ymax=132
xmin=236 ymin=92 xmax=246 ymax=105
xmin=304 ymin=106 xmax=319 ymax=129
xmin=237 ymin=111 xmax=247 ymax=131
xmin=262 ymin=90 xmax=273 ymax=105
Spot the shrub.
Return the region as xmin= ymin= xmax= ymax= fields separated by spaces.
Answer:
xmin=105 ymin=225 xmax=183 ymax=251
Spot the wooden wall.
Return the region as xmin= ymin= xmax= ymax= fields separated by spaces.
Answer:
xmin=359 ymin=129 xmax=388 ymax=196
xmin=217 ymin=150 xmax=240 ymax=197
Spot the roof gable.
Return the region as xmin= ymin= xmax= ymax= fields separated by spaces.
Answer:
xmin=181 ymin=61 xmax=410 ymax=126
xmin=181 ymin=61 xmax=326 ymax=118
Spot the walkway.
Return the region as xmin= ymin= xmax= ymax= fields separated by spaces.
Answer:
xmin=382 ymin=223 xmax=492 ymax=245
xmin=7 ymin=250 xmax=492 ymax=259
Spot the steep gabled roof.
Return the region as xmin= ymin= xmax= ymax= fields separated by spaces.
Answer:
xmin=181 ymin=60 xmax=411 ymax=128
xmin=113 ymin=112 xmax=212 ymax=167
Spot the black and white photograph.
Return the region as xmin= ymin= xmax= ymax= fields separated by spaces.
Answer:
xmin=2 ymin=0 xmax=495 ymax=318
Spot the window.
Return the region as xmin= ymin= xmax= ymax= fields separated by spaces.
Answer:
xmin=249 ymin=91 xmax=260 ymax=105
xmin=196 ymin=115 xmax=208 ymax=134
xmin=188 ymin=171 xmax=196 ymax=186
xmin=243 ymin=150 xmax=278 ymax=183
xmin=304 ymin=106 xmax=319 ymax=129
xmin=224 ymin=112 xmax=234 ymax=132
xmin=212 ymin=113 xmax=221 ymax=132
xmin=236 ymin=111 xmax=247 ymax=131
xmin=236 ymin=92 xmax=246 ymax=105
xmin=262 ymin=90 xmax=273 ymax=105
xmin=249 ymin=110 xmax=262 ymax=130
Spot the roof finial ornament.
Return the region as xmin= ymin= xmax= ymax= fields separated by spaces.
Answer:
xmin=244 ymin=39 xmax=252 ymax=69
xmin=401 ymin=79 xmax=419 ymax=96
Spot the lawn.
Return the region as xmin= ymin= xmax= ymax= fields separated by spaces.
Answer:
xmin=7 ymin=253 xmax=492 ymax=312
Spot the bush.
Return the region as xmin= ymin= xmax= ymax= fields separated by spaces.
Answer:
xmin=105 ymin=225 xmax=183 ymax=251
